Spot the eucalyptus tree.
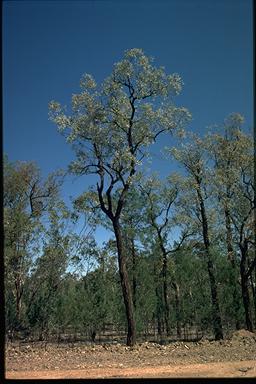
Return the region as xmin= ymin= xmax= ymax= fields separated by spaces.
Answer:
xmin=205 ymin=113 xmax=254 ymax=329
xmin=139 ymin=174 xmax=192 ymax=338
xmin=118 ymin=186 xmax=146 ymax=311
xmin=227 ymin=132 xmax=255 ymax=331
xmin=171 ymin=136 xmax=224 ymax=340
xmin=49 ymin=48 xmax=191 ymax=345
xmin=25 ymin=201 xmax=72 ymax=338
xmin=76 ymin=184 xmax=145 ymax=311
xmin=205 ymin=114 xmax=248 ymax=265
xmin=4 ymin=157 xmax=60 ymax=333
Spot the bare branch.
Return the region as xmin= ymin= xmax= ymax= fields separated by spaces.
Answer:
xmin=167 ymin=230 xmax=195 ymax=254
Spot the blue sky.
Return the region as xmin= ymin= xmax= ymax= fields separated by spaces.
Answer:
xmin=3 ymin=0 xmax=253 ymax=244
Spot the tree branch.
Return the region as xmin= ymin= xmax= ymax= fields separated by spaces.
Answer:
xmin=167 ymin=230 xmax=195 ymax=254
xmin=246 ymin=255 xmax=256 ymax=279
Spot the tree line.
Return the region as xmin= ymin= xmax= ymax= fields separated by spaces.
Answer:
xmin=4 ymin=49 xmax=255 ymax=346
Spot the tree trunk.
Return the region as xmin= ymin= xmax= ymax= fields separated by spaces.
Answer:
xmin=156 ymin=306 xmax=163 ymax=338
xmin=254 ymin=267 xmax=256 ymax=328
xmin=206 ymin=255 xmax=224 ymax=340
xmin=196 ymin=184 xmax=223 ymax=340
xmin=162 ymin=253 xmax=171 ymax=336
xmin=173 ymin=282 xmax=182 ymax=339
xmin=156 ymin=231 xmax=171 ymax=338
xmin=131 ymin=237 xmax=137 ymax=309
xmin=113 ymin=221 xmax=136 ymax=346
xmin=224 ymin=207 xmax=241 ymax=329
xmin=250 ymin=273 xmax=256 ymax=329
xmin=14 ymin=276 xmax=23 ymax=328
xmin=240 ymin=244 xmax=253 ymax=332
xmin=224 ymin=207 xmax=235 ymax=266
xmin=154 ymin=275 xmax=163 ymax=338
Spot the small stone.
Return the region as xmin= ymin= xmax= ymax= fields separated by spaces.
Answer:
xmin=238 ymin=367 xmax=252 ymax=373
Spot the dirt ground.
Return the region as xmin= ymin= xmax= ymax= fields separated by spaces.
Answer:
xmin=5 ymin=329 xmax=256 ymax=379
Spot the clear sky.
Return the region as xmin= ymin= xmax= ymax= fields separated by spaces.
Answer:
xmin=3 ymin=0 xmax=253 ymax=244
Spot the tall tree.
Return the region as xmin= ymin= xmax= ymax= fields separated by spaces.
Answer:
xmin=205 ymin=113 xmax=253 ymax=329
xmin=49 ymin=48 xmax=191 ymax=345
xmin=139 ymin=175 xmax=192 ymax=338
xmin=171 ymin=137 xmax=224 ymax=340
xmin=230 ymin=137 xmax=255 ymax=331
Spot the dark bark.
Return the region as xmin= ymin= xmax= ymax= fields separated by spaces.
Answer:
xmin=155 ymin=230 xmax=171 ymax=337
xmin=196 ymin=183 xmax=223 ymax=340
xmin=240 ymin=242 xmax=253 ymax=332
xmin=113 ymin=221 xmax=136 ymax=346
xmin=96 ymin=144 xmax=137 ymax=345
xmin=154 ymin=261 xmax=163 ymax=338
xmin=14 ymin=265 xmax=23 ymax=328
xmin=15 ymin=283 xmax=22 ymax=323
xmin=224 ymin=207 xmax=241 ymax=329
xmin=172 ymin=282 xmax=182 ymax=339
xmin=156 ymin=290 xmax=163 ymax=337
xmin=206 ymin=256 xmax=224 ymax=340
xmin=162 ymin=252 xmax=171 ymax=336
xmin=224 ymin=206 xmax=235 ymax=266
xmin=131 ymin=237 xmax=137 ymax=309
xmin=254 ymin=266 xmax=256 ymax=328
xmin=232 ymin=267 xmax=242 ymax=330
xmin=142 ymin=185 xmax=177 ymax=339
xmin=250 ymin=273 xmax=256 ymax=329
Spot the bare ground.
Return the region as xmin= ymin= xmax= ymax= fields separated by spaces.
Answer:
xmin=5 ymin=329 xmax=256 ymax=379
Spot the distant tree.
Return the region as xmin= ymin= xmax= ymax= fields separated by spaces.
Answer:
xmin=205 ymin=113 xmax=254 ymax=329
xmin=4 ymin=156 xmax=59 ymax=334
xmin=171 ymin=244 xmax=213 ymax=338
xmin=171 ymin=136 xmax=224 ymax=340
xmin=139 ymin=176 xmax=175 ymax=337
xmin=55 ymin=242 xmax=123 ymax=340
xmin=230 ymin=137 xmax=254 ymax=331
xmin=140 ymin=174 xmax=196 ymax=338
xmin=49 ymin=48 xmax=191 ymax=345
xmin=25 ymin=202 xmax=71 ymax=339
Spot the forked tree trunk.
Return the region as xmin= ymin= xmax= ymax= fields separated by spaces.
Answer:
xmin=113 ymin=221 xmax=136 ymax=346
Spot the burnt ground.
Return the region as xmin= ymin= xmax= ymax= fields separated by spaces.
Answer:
xmin=5 ymin=329 xmax=256 ymax=379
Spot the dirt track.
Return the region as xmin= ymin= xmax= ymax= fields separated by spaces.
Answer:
xmin=5 ymin=329 xmax=256 ymax=379
xmin=6 ymin=360 xmax=256 ymax=379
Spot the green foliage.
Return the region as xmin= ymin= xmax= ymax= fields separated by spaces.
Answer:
xmin=4 ymin=51 xmax=255 ymax=342
xmin=49 ymin=48 xmax=191 ymax=222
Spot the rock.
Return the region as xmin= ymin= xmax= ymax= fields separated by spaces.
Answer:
xmin=238 ymin=367 xmax=252 ymax=373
